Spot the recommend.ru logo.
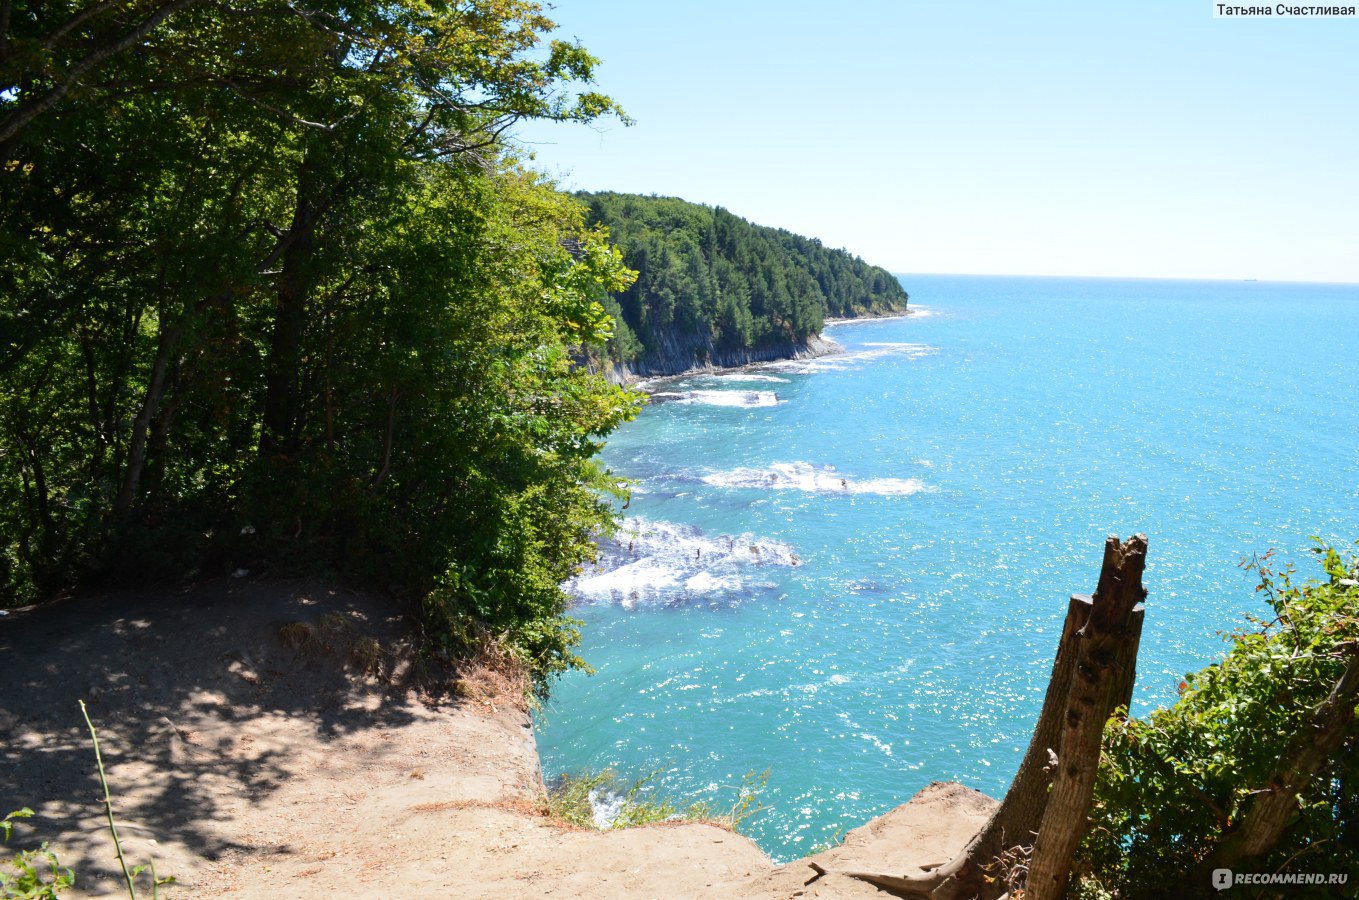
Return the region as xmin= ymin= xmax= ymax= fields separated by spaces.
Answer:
xmin=1212 ymin=868 xmax=1350 ymax=889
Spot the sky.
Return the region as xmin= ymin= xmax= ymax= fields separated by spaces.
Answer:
xmin=514 ymin=1 xmax=1359 ymax=282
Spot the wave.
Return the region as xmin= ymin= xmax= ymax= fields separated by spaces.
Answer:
xmin=822 ymin=308 xmax=935 ymax=325
xmin=765 ymin=342 xmax=936 ymax=374
xmin=700 ymin=461 xmax=928 ymax=496
xmin=698 ymin=373 xmax=791 ymax=384
xmin=649 ymin=389 xmax=782 ymax=408
xmin=567 ymin=518 xmax=801 ymax=608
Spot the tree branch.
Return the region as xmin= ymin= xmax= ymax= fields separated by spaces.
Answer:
xmin=0 ymin=0 xmax=206 ymax=146
xmin=214 ymin=76 xmax=358 ymax=132
xmin=43 ymin=0 xmax=120 ymax=49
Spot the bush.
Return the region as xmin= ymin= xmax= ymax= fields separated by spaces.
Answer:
xmin=1080 ymin=541 xmax=1359 ymax=897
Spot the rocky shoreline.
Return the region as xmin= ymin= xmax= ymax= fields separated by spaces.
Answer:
xmin=594 ymin=333 xmax=843 ymax=387
xmin=592 ymin=306 xmax=915 ymax=387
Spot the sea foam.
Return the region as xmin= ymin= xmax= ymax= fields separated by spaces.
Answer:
xmin=767 ymin=342 xmax=936 ymax=374
xmin=567 ymin=518 xmax=800 ymax=608
xmin=700 ymin=461 xmax=927 ymax=496
xmin=699 ymin=373 xmax=791 ymax=384
xmin=650 ymin=389 xmax=782 ymax=408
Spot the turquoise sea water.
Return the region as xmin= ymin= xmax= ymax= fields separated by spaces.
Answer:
xmin=534 ymin=274 xmax=1359 ymax=861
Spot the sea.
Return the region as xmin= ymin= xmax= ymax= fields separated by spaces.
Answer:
xmin=533 ymin=274 xmax=1359 ymax=862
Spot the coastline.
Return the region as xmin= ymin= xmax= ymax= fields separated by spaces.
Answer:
xmin=822 ymin=308 xmax=915 ymax=327
xmin=601 ymin=332 xmax=844 ymax=389
xmin=598 ymin=305 xmax=913 ymax=388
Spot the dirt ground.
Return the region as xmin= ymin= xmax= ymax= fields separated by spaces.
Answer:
xmin=1 ymin=581 xmax=992 ymax=898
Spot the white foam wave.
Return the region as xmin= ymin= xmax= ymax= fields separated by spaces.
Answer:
xmin=823 ymin=308 xmax=933 ymax=325
xmin=567 ymin=518 xmax=800 ymax=607
xmin=701 ymin=373 xmax=790 ymax=384
xmin=700 ymin=461 xmax=927 ymax=496
xmin=588 ymin=787 xmax=626 ymax=828
xmin=766 ymin=342 xmax=936 ymax=374
xmin=650 ymin=389 xmax=782 ymax=408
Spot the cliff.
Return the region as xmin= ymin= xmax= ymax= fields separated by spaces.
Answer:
xmin=578 ymin=192 xmax=907 ymax=379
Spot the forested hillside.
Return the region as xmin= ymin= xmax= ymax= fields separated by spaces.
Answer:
xmin=0 ymin=0 xmax=638 ymax=683
xmin=578 ymin=193 xmax=908 ymax=375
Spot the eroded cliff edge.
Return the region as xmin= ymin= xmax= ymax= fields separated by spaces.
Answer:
xmin=1 ymin=581 xmax=990 ymax=898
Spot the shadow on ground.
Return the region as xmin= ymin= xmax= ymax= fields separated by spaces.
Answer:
xmin=0 ymin=580 xmax=446 ymax=893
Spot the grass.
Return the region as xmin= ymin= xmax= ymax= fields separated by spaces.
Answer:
xmin=546 ymin=767 xmax=768 ymax=832
xmin=277 ymin=613 xmax=384 ymax=676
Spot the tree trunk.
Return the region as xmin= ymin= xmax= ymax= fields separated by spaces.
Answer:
xmin=112 ymin=323 xmax=180 ymax=517
xmin=259 ymin=152 xmax=325 ymax=457
xmin=838 ymin=535 xmax=1148 ymax=900
xmin=370 ymin=385 xmax=398 ymax=489
xmin=1026 ymin=534 xmax=1148 ymax=900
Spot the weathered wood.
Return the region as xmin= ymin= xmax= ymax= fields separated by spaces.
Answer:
xmin=1026 ymin=534 xmax=1147 ymax=900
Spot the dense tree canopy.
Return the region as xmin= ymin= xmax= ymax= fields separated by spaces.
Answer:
xmin=577 ymin=192 xmax=908 ymax=370
xmin=1 ymin=0 xmax=639 ymax=682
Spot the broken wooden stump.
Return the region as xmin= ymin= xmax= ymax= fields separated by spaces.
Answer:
xmin=1026 ymin=534 xmax=1147 ymax=899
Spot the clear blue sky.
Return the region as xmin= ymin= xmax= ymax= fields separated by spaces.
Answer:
xmin=515 ymin=1 xmax=1359 ymax=282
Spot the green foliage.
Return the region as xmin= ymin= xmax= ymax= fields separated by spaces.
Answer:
xmin=0 ymin=1 xmax=638 ymax=688
xmin=805 ymin=830 xmax=847 ymax=857
xmin=1 ymin=810 xmax=74 ymax=899
xmin=546 ymin=768 xmax=687 ymax=829
xmin=576 ymin=192 xmax=908 ymax=369
xmin=1080 ymin=541 xmax=1359 ymax=897
xmin=720 ymin=768 xmax=771 ymax=832
xmin=546 ymin=767 xmax=767 ymax=832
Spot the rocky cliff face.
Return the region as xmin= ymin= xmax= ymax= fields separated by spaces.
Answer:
xmin=590 ymin=333 xmax=842 ymax=385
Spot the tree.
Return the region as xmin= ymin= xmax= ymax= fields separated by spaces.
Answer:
xmin=576 ymin=192 xmax=908 ymax=372
xmin=831 ymin=535 xmax=1149 ymax=900
xmin=1 ymin=0 xmax=638 ymax=685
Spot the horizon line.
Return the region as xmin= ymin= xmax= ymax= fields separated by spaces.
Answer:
xmin=891 ymin=271 xmax=1359 ymax=287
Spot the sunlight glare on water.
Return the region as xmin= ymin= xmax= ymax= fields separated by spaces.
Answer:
xmin=535 ymin=274 xmax=1359 ymax=861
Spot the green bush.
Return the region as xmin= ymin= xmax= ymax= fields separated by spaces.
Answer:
xmin=1080 ymin=541 xmax=1359 ymax=897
